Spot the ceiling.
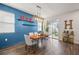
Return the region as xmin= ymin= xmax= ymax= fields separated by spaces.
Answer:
xmin=4 ymin=3 xmax=79 ymax=18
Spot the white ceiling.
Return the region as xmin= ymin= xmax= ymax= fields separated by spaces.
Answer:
xmin=4 ymin=3 xmax=79 ymax=18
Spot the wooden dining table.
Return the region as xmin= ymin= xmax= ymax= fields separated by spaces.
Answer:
xmin=29 ymin=33 xmax=48 ymax=48
xmin=30 ymin=34 xmax=48 ymax=40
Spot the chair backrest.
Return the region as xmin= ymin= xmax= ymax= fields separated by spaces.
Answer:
xmin=29 ymin=32 xmax=33 ymax=36
xmin=34 ymin=32 xmax=38 ymax=35
xmin=24 ymin=34 xmax=32 ymax=45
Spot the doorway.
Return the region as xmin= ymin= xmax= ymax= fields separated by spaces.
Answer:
xmin=52 ymin=22 xmax=59 ymax=39
xmin=48 ymin=19 xmax=59 ymax=40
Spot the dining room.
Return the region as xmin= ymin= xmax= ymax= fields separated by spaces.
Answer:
xmin=1 ymin=3 xmax=79 ymax=55
xmin=0 ymin=3 xmax=50 ymax=54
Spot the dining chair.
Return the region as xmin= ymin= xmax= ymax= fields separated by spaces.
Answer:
xmin=34 ymin=32 xmax=38 ymax=35
xmin=29 ymin=32 xmax=33 ymax=36
xmin=24 ymin=34 xmax=37 ymax=53
xmin=24 ymin=34 xmax=38 ymax=45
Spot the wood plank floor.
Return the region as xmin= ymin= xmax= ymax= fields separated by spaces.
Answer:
xmin=0 ymin=38 xmax=79 ymax=55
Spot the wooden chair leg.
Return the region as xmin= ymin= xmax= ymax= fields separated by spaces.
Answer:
xmin=25 ymin=44 xmax=38 ymax=54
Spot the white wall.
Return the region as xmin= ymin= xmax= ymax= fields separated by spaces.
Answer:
xmin=49 ymin=10 xmax=79 ymax=44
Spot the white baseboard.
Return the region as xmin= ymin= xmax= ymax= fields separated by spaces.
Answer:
xmin=74 ymin=41 xmax=79 ymax=45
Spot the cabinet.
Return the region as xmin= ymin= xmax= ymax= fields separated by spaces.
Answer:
xmin=63 ymin=30 xmax=74 ymax=44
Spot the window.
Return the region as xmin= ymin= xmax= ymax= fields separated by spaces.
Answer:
xmin=38 ymin=22 xmax=42 ymax=31
xmin=0 ymin=10 xmax=15 ymax=33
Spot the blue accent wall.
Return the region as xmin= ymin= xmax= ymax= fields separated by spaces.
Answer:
xmin=0 ymin=4 xmax=37 ymax=48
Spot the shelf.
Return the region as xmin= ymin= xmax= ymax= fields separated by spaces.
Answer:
xmin=22 ymin=24 xmax=36 ymax=26
xmin=22 ymin=21 xmax=37 ymax=26
xmin=18 ymin=19 xmax=34 ymax=23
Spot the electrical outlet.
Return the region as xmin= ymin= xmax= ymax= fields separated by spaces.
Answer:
xmin=5 ymin=38 xmax=8 ymax=42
